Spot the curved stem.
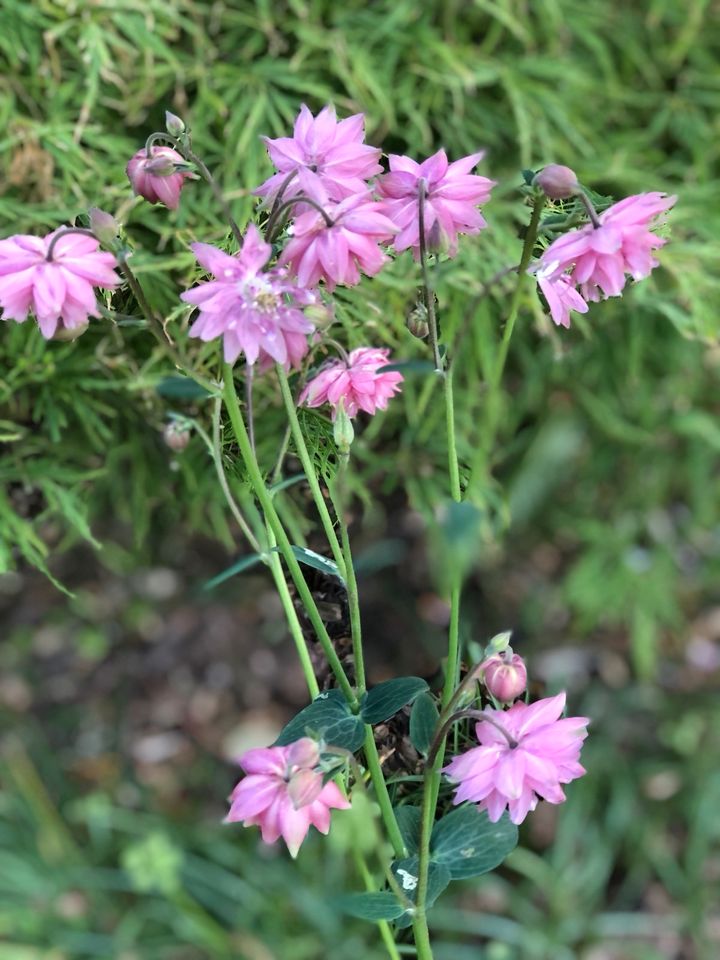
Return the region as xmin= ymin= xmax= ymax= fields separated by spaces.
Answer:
xmin=578 ymin=190 xmax=602 ymax=229
xmin=180 ymin=145 xmax=243 ymax=247
xmin=45 ymin=227 xmax=96 ymax=262
xmin=264 ymin=169 xmax=300 ymax=240
xmin=275 ymin=366 xmax=346 ymax=577
xmin=222 ymin=364 xmax=356 ymax=705
xmin=266 ymin=195 xmax=334 ymax=241
xmin=144 ymin=131 xmax=177 ymax=156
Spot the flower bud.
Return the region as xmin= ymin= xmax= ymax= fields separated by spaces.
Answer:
xmin=534 ymin=164 xmax=580 ymax=200
xmin=163 ymin=422 xmax=191 ymax=452
xmin=287 ymin=769 xmax=324 ymax=809
xmin=405 ymin=301 xmax=430 ymax=340
xmin=88 ymin=207 xmax=119 ymax=247
xmin=482 ymin=651 xmax=527 ymax=703
xmin=333 ymin=398 xmax=354 ymax=452
xmin=303 ymin=301 xmax=335 ymax=330
xmin=165 ymin=111 xmax=186 ymax=137
xmin=484 ymin=630 xmax=513 ymax=656
xmin=287 ymin=737 xmax=320 ymax=770
xmin=53 ymin=322 xmax=89 ymax=342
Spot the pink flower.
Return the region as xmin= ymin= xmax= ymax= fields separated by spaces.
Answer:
xmin=532 ymin=263 xmax=589 ymax=329
xmin=255 ymin=104 xmax=382 ymax=204
xmin=0 ymin=230 xmax=119 ymax=339
xmin=442 ymin=692 xmax=589 ymax=825
xmin=181 ymin=224 xmax=316 ymax=366
xmin=225 ymin=738 xmax=349 ymax=858
xmin=538 ymin=192 xmax=676 ymax=302
xmin=376 ymin=149 xmax=495 ymax=259
xmin=482 ymin=651 xmax=527 ymax=703
xmin=279 ymin=186 xmax=397 ymax=291
xmin=299 ymin=346 xmax=404 ymax=419
xmin=126 ymin=146 xmax=190 ymax=209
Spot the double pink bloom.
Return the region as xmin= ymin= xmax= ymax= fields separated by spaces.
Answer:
xmin=443 ymin=692 xmax=589 ymax=825
xmin=299 ymin=347 xmax=404 ymax=419
xmin=0 ymin=231 xmax=119 ymax=339
xmin=181 ymin=224 xmax=317 ymax=367
xmin=535 ymin=191 xmax=676 ymax=327
xmin=226 ymin=738 xmax=349 ymax=858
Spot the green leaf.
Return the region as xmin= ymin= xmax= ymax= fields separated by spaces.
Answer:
xmin=268 ymin=474 xmax=307 ymax=496
xmin=378 ymin=360 xmax=437 ymax=375
xmin=409 ymin=692 xmax=439 ymax=756
xmin=391 ymin=857 xmax=452 ymax=928
xmin=394 ymin=806 xmax=422 ymax=856
xmin=360 ymin=677 xmax=430 ymax=725
xmin=156 ymin=375 xmax=211 ymax=400
xmin=430 ymin=805 xmax=518 ymax=879
xmin=333 ymin=892 xmax=405 ymax=921
xmin=275 ymin=545 xmax=344 ymax=583
xmin=202 ymin=553 xmax=265 ymax=591
xmin=275 ymin=690 xmax=365 ymax=752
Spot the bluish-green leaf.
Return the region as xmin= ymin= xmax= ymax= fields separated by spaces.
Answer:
xmin=202 ymin=553 xmax=264 ymax=591
xmin=156 ymin=375 xmax=211 ymax=400
xmin=409 ymin=692 xmax=439 ymax=756
xmin=378 ymin=360 xmax=437 ymax=375
xmin=360 ymin=677 xmax=429 ymax=725
xmin=275 ymin=690 xmax=365 ymax=752
xmin=273 ymin=545 xmax=344 ymax=583
xmin=394 ymin=805 xmax=422 ymax=856
xmin=430 ymin=805 xmax=518 ymax=879
xmin=391 ymin=857 xmax=451 ymax=928
xmin=333 ymin=892 xmax=405 ymax=921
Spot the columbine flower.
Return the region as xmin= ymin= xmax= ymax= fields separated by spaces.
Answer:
xmin=255 ymin=103 xmax=382 ymax=205
xmin=299 ymin=346 xmax=404 ymax=419
xmin=537 ymin=192 xmax=676 ymax=302
xmin=278 ymin=186 xmax=397 ymax=291
xmin=442 ymin=693 xmax=589 ymax=825
xmin=126 ymin=146 xmax=190 ymax=209
xmin=481 ymin=651 xmax=527 ymax=703
xmin=531 ymin=261 xmax=589 ymax=329
xmin=0 ymin=231 xmax=119 ymax=339
xmin=225 ymin=738 xmax=349 ymax=858
xmin=181 ymin=224 xmax=316 ymax=366
xmin=376 ymin=149 xmax=495 ymax=259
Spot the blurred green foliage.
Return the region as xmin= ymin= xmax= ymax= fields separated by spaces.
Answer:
xmin=1 ymin=0 xmax=719 ymax=957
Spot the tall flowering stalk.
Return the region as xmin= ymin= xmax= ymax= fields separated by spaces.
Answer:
xmin=0 ymin=105 xmax=679 ymax=960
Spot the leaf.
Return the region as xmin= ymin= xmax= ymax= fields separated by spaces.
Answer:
xmin=275 ymin=545 xmax=344 ymax=583
xmin=409 ymin=693 xmax=439 ymax=756
xmin=333 ymin=892 xmax=405 ymax=921
xmin=202 ymin=553 xmax=265 ymax=591
xmin=268 ymin=474 xmax=307 ymax=496
xmin=430 ymin=805 xmax=518 ymax=879
xmin=275 ymin=690 xmax=365 ymax=753
xmin=156 ymin=375 xmax=211 ymax=400
xmin=360 ymin=677 xmax=430 ymax=725
xmin=394 ymin=806 xmax=422 ymax=856
xmin=391 ymin=857 xmax=452 ymax=928
xmin=378 ymin=360 xmax=437 ymax=375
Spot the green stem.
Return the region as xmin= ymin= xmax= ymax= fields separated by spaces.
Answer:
xmin=181 ymin=146 xmax=243 ymax=247
xmin=418 ymin=180 xmax=443 ymax=373
xmin=276 ymin=366 xmax=346 ymax=576
xmin=363 ymin=728 xmax=406 ymax=859
xmin=353 ymin=850 xmax=403 ymax=960
xmin=222 ymin=363 xmax=356 ymax=705
xmin=411 ymin=775 xmax=436 ymax=959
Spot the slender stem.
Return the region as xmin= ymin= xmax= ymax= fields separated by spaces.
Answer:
xmin=362 ymin=728 xmax=406 ymax=859
xmin=411 ymin=770 xmax=437 ymax=960
xmin=181 ymin=146 xmax=243 ymax=247
xmin=245 ymin=364 xmax=256 ymax=455
xmin=144 ymin=131 xmax=177 ymax=156
xmin=444 ymin=364 xmax=462 ymax=504
xmin=222 ymin=364 xmax=356 ymax=705
xmin=271 ymin=423 xmax=292 ymax=483
xmin=275 ymin=366 xmax=346 ymax=576
xmin=45 ymin=227 xmax=96 ymax=262
xmin=427 ymin=709 xmax=516 ymax=768
xmin=578 ymin=190 xmax=602 ymax=228
xmin=417 ymin=180 xmax=443 ymax=373
xmin=267 ymin=195 xmax=334 ymax=243
xmin=264 ymin=169 xmax=299 ymax=239
xmin=328 ymin=463 xmax=365 ymax=692
xmin=353 ymin=850 xmax=403 ymax=960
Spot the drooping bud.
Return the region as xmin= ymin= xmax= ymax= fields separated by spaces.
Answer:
xmin=88 ymin=207 xmax=119 ymax=247
xmin=533 ymin=164 xmax=580 ymax=200
xmin=333 ymin=398 xmax=354 ymax=453
xmin=405 ymin=300 xmax=430 ymax=340
xmin=481 ymin=651 xmax=527 ymax=703
xmin=126 ymin=146 xmax=190 ymax=210
xmin=303 ymin=300 xmax=335 ymax=330
xmin=165 ymin=111 xmax=186 ymax=137
xmin=287 ymin=768 xmax=324 ymax=810
xmin=163 ymin=421 xmax=191 ymax=452
xmin=286 ymin=737 xmax=320 ymax=770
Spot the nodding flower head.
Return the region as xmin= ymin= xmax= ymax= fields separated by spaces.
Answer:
xmin=126 ymin=146 xmax=190 ymax=210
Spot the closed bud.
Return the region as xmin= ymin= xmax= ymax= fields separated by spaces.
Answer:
xmin=287 ymin=769 xmax=324 ymax=810
xmin=533 ymin=164 xmax=580 ymax=200
xmin=163 ymin=421 xmax=191 ymax=452
xmin=406 ymin=300 xmax=430 ymax=340
xmin=484 ymin=630 xmax=513 ymax=656
xmin=88 ymin=207 xmax=119 ymax=246
xmin=303 ymin=301 xmax=335 ymax=330
xmin=333 ymin=399 xmax=354 ymax=452
xmin=165 ymin=111 xmax=186 ymax=137
xmin=482 ymin=651 xmax=527 ymax=703
xmin=287 ymin=737 xmax=320 ymax=770
xmin=53 ymin=322 xmax=89 ymax=342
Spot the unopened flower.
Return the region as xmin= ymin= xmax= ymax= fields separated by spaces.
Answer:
xmin=537 ymin=192 xmax=676 ymax=302
xmin=165 ymin=111 xmax=186 ymax=137
xmin=225 ymin=738 xmax=349 ymax=858
xmin=534 ymin=164 xmax=579 ymax=200
xmin=0 ymin=230 xmax=119 ymax=339
xmin=279 ymin=186 xmax=397 ymax=291
xmin=88 ymin=207 xmax=120 ymax=247
xmin=299 ymin=346 xmax=404 ymax=419
xmin=163 ymin=421 xmax=191 ymax=452
xmin=443 ymin=692 xmax=589 ymax=825
xmin=481 ymin=651 xmax=527 ymax=703
xmin=531 ymin=262 xmax=589 ymax=329
xmin=255 ymin=103 xmax=382 ymax=204
xmin=181 ymin=224 xmax=316 ymax=366
xmin=126 ymin=146 xmax=190 ymax=209
xmin=376 ymin=149 xmax=495 ymax=259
